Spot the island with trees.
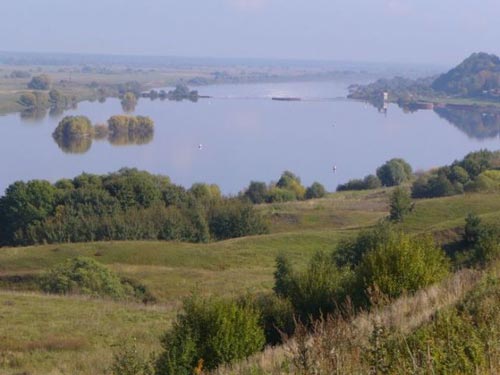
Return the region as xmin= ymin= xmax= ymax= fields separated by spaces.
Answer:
xmin=52 ymin=115 xmax=155 ymax=153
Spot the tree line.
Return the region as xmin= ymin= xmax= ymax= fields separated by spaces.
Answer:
xmin=0 ymin=168 xmax=268 ymax=246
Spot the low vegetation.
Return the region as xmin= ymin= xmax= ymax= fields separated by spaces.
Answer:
xmin=243 ymin=171 xmax=326 ymax=203
xmin=0 ymin=150 xmax=499 ymax=374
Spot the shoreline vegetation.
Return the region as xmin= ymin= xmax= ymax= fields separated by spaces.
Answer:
xmin=0 ymin=58 xmax=384 ymax=117
xmin=349 ymin=52 xmax=500 ymax=112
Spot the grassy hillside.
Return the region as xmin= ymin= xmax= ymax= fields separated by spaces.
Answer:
xmin=0 ymin=189 xmax=499 ymax=374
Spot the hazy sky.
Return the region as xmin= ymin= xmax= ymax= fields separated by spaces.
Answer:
xmin=2 ymin=0 xmax=499 ymax=65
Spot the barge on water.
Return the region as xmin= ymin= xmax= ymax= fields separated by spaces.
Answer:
xmin=272 ymin=97 xmax=301 ymax=101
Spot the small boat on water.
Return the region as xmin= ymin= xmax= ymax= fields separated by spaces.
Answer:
xmin=272 ymin=97 xmax=301 ymax=101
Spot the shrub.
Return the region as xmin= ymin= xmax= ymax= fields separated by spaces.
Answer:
xmin=40 ymin=256 xmax=130 ymax=299
xmin=110 ymin=339 xmax=154 ymax=375
xmin=274 ymin=251 xmax=350 ymax=321
xmin=155 ymin=296 xmax=265 ymax=374
xmin=357 ymin=231 xmax=449 ymax=300
xmin=305 ymin=182 xmax=326 ymax=199
xmin=334 ymin=222 xmax=393 ymax=269
xmin=27 ymin=74 xmax=51 ymax=90
xmin=412 ymin=174 xmax=460 ymax=198
xmin=265 ymin=187 xmax=296 ymax=203
xmin=337 ymin=174 xmax=381 ymax=191
xmin=464 ymin=213 xmax=483 ymax=245
xmin=244 ymin=181 xmax=268 ymax=204
xmin=376 ymin=158 xmax=413 ymax=186
xmin=276 ymin=171 xmax=306 ymax=200
xmin=208 ymin=200 xmax=268 ymax=240
xmin=388 ymin=186 xmax=414 ymax=222
xmin=241 ymin=293 xmax=295 ymax=345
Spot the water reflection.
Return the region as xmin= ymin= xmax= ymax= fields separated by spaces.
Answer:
xmin=54 ymin=136 xmax=93 ymax=154
xmin=434 ymin=107 xmax=500 ymax=140
xmin=53 ymin=127 xmax=154 ymax=154
xmin=20 ymin=108 xmax=48 ymax=122
xmin=108 ymin=131 xmax=154 ymax=146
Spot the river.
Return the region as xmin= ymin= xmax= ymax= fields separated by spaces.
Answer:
xmin=0 ymin=80 xmax=499 ymax=194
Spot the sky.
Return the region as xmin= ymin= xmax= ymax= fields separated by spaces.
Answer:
xmin=1 ymin=0 xmax=499 ymax=65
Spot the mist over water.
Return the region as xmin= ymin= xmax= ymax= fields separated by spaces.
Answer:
xmin=1 ymin=80 xmax=499 ymax=195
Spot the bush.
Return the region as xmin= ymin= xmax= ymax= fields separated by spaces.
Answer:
xmin=40 ymin=257 xmax=131 ymax=299
xmin=334 ymin=222 xmax=393 ymax=269
xmin=241 ymin=293 xmax=295 ymax=345
xmin=376 ymin=158 xmax=413 ymax=187
xmin=155 ymin=296 xmax=265 ymax=374
xmin=388 ymin=186 xmax=414 ymax=222
xmin=276 ymin=171 xmax=306 ymax=200
xmin=244 ymin=181 xmax=268 ymax=204
xmin=274 ymin=251 xmax=350 ymax=321
xmin=337 ymin=174 xmax=381 ymax=191
xmin=357 ymin=230 xmax=449 ymax=300
xmin=110 ymin=339 xmax=154 ymax=375
xmin=208 ymin=200 xmax=269 ymax=240
xmin=265 ymin=187 xmax=296 ymax=203
xmin=305 ymin=182 xmax=326 ymax=199
xmin=27 ymin=74 xmax=51 ymax=90
xmin=412 ymin=174 xmax=460 ymax=198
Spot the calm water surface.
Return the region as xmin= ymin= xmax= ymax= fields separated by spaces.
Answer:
xmin=1 ymin=81 xmax=499 ymax=195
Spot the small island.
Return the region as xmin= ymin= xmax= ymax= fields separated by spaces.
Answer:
xmin=52 ymin=115 xmax=154 ymax=153
xmin=142 ymin=83 xmax=200 ymax=102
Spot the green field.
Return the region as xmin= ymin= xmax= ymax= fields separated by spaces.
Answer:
xmin=0 ymin=189 xmax=499 ymax=374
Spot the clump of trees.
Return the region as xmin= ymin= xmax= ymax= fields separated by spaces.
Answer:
xmin=411 ymin=150 xmax=500 ymax=198
xmin=107 ymin=115 xmax=154 ymax=144
xmin=0 ymin=169 xmax=268 ymax=246
xmin=337 ymin=174 xmax=381 ymax=191
xmin=10 ymin=70 xmax=31 ymax=79
xmin=27 ymin=74 xmax=51 ymax=90
xmin=275 ymin=223 xmax=449 ymax=320
xmin=18 ymin=91 xmax=49 ymax=110
xmin=52 ymin=115 xmax=155 ymax=153
xmin=336 ymin=158 xmax=412 ymax=192
xmin=167 ymin=84 xmax=199 ymax=102
xmin=243 ymin=171 xmax=327 ymax=204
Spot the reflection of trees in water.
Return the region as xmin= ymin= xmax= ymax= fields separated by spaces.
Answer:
xmin=121 ymin=93 xmax=137 ymax=113
xmin=434 ymin=107 xmax=500 ymax=140
xmin=20 ymin=108 xmax=48 ymax=122
xmin=54 ymin=136 xmax=93 ymax=154
xmin=108 ymin=129 xmax=154 ymax=146
xmin=54 ymin=128 xmax=154 ymax=154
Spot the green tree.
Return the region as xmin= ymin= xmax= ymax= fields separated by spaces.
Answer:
xmin=357 ymin=231 xmax=449 ymax=300
xmin=376 ymin=158 xmax=413 ymax=186
xmin=0 ymin=180 xmax=57 ymax=245
xmin=40 ymin=257 xmax=130 ymax=299
xmin=305 ymin=182 xmax=326 ymax=199
xmin=389 ymin=186 xmax=414 ymax=222
xmin=155 ymin=296 xmax=265 ymax=374
xmin=244 ymin=181 xmax=268 ymax=204
xmin=27 ymin=74 xmax=51 ymax=90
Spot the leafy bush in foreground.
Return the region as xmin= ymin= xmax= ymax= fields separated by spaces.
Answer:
xmin=155 ymin=296 xmax=265 ymax=374
xmin=357 ymin=230 xmax=449 ymax=300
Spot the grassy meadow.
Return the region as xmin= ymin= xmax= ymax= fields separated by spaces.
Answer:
xmin=0 ymin=188 xmax=499 ymax=374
